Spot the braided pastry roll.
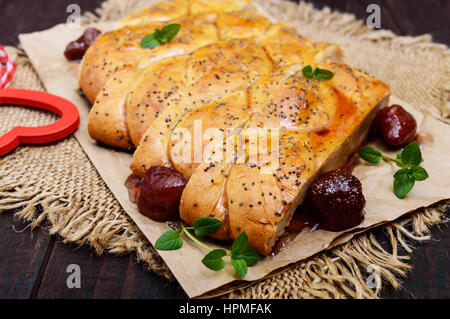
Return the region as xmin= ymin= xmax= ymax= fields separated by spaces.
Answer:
xmin=80 ymin=0 xmax=390 ymax=255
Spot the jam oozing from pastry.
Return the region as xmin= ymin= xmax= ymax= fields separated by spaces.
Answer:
xmin=270 ymin=203 xmax=319 ymax=256
xmin=136 ymin=166 xmax=187 ymax=222
xmin=64 ymin=28 xmax=101 ymax=61
xmin=374 ymin=104 xmax=417 ymax=149
xmin=339 ymin=152 xmax=361 ymax=174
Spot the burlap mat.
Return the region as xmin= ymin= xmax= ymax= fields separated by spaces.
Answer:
xmin=1 ymin=0 xmax=449 ymax=298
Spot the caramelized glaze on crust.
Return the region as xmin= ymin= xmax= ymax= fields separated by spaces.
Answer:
xmin=129 ymin=33 xmax=344 ymax=174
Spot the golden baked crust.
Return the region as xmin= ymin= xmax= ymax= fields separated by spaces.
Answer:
xmin=79 ymin=23 xmax=157 ymax=104
xmin=80 ymin=0 xmax=253 ymax=104
xmin=118 ymin=0 xmax=190 ymax=27
xmin=80 ymin=13 xmax=219 ymax=104
xmin=169 ymin=90 xmax=250 ymax=177
xmin=216 ymin=11 xmax=272 ymax=40
xmin=190 ymin=0 xmax=252 ymax=14
xmin=118 ymin=0 xmax=252 ymax=27
xmin=126 ymin=56 xmax=189 ymax=147
xmin=87 ymin=66 xmax=137 ymax=149
xmin=130 ymin=37 xmax=273 ymax=176
xmin=86 ymin=10 xmax=344 ymax=149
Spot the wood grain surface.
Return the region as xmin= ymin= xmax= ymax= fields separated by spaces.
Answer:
xmin=0 ymin=0 xmax=448 ymax=299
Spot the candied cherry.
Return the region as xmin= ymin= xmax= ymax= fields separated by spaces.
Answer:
xmin=307 ymin=169 xmax=365 ymax=232
xmin=137 ymin=166 xmax=187 ymax=222
xmin=375 ymin=105 xmax=417 ymax=149
xmin=64 ymin=27 xmax=101 ymax=61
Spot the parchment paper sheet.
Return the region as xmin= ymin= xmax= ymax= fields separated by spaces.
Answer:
xmin=19 ymin=21 xmax=450 ymax=298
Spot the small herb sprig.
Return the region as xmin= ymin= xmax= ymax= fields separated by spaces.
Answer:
xmin=140 ymin=23 xmax=181 ymax=49
xmin=302 ymin=65 xmax=334 ymax=81
xmin=155 ymin=217 xmax=260 ymax=278
xmin=358 ymin=142 xmax=429 ymax=199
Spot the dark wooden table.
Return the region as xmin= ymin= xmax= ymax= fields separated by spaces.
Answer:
xmin=0 ymin=0 xmax=448 ymax=299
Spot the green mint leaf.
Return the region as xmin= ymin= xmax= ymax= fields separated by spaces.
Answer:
xmin=394 ymin=168 xmax=410 ymax=182
xmin=394 ymin=174 xmax=415 ymax=199
xmin=231 ymin=231 xmax=249 ymax=255
xmin=358 ymin=146 xmax=382 ymax=164
xmin=153 ymin=28 xmax=168 ymax=42
xmin=202 ymin=249 xmax=227 ymax=271
xmin=160 ymin=23 xmax=181 ymax=42
xmin=411 ymin=166 xmax=429 ymax=181
xmin=302 ymin=65 xmax=313 ymax=79
xmin=155 ymin=230 xmax=183 ymax=250
xmin=400 ymin=142 xmax=422 ymax=167
xmin=396 ymin=151 xmax=404 ymax=165
xmin=231 ymin=257 xmax=247 ymax=278
xmin=193 ymin=217 xmax=222 ymax=237
xmin=140 ymin=33 xmax=161 ymax=49
xmin=233 ymin=246 xmax=260 ymax=266
xmin=313 ymin=68 xmax=334 ymax=81
xmin=140 ymin=23 xmax=181 ymax=49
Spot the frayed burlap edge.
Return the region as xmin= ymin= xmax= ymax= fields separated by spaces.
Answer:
xmin=0 ymin=0 xmax=449 ymax=299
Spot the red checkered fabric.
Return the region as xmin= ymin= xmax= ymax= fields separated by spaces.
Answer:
xmin=0 ymin=45 xmax=17 ymax=89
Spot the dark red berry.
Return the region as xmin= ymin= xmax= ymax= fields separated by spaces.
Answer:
xmin=64 ymin=27 xmax=101 ymax=61
xmin=307 ymin=169 xmax=365 ymax=232
xmin=137 ymin=166 xmax=187 ymax=222
xmin=375 ymin=105 xmax=417 ymax=149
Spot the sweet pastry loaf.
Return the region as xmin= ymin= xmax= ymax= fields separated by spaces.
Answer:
xmin=79 ymin=0 xmax=390 ymax=255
